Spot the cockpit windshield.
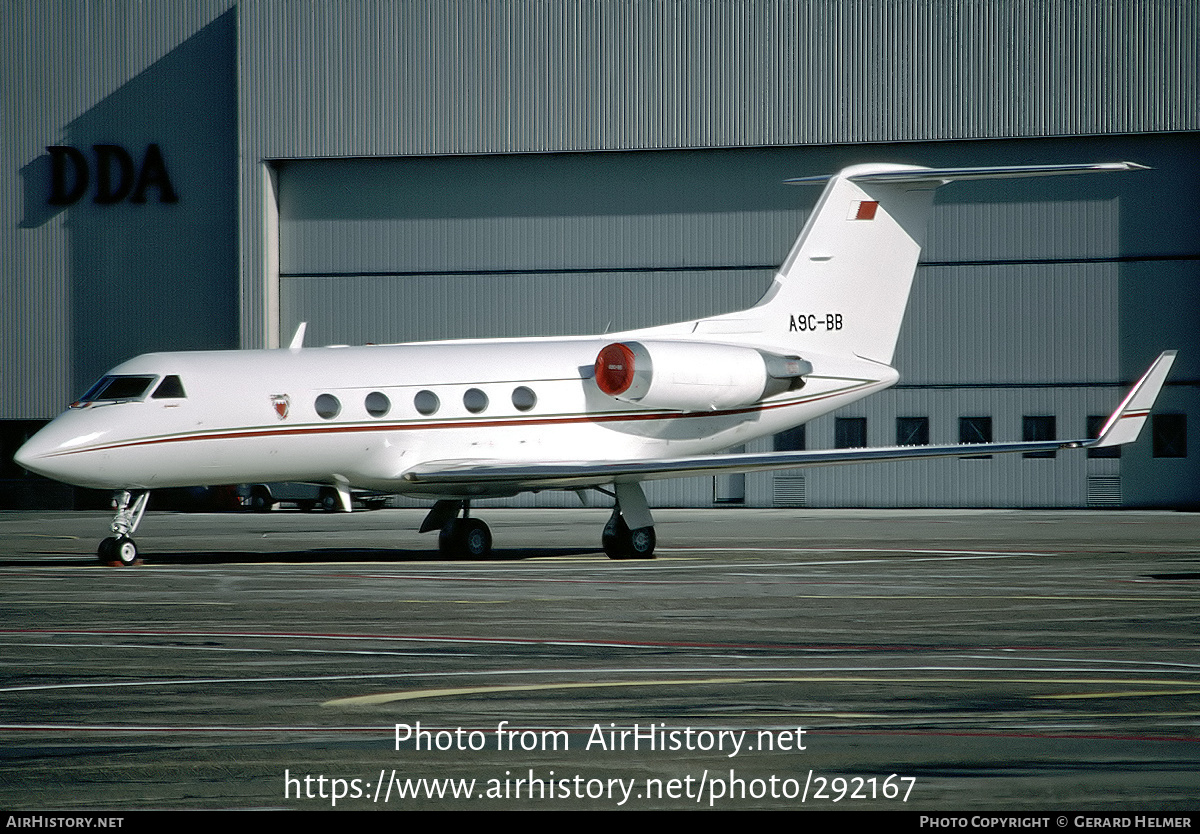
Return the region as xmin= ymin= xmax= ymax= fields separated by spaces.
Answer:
xmin=74 ymin=375 xmax=159 ymax=405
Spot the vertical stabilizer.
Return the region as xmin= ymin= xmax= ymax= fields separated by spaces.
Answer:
xmin=754 ymin=163 xmax=937 ymax=364
xmin=700 ymin=161 xmax=1146 ymax=366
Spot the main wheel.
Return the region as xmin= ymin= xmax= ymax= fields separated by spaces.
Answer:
xmin=602 ymin=512 xmax=627 ymax=558
xmin=97 ymin=536 xmax=116 ymax=564
xmin=319 ymin=488 xmax=339 ymax=512
xmin=602 ymin=513 xmax=656 ymax=560
xmin=460 ymin=518 xmax=492 ymax=559
xmin=626 ymin=525 xmax=655 ymax=558
xmin=439 ymin=518 xmax=493 ymax=559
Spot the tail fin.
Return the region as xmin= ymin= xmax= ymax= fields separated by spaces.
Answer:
xmin=708 ymin=162 xmax=1147 ymax=365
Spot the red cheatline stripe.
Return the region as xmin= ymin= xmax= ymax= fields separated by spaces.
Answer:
xmin=47 ymin=379 xmax=879 ymax=458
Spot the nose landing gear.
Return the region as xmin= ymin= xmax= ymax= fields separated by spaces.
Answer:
xmin=98 ymin=490 xmax=148 ymax=566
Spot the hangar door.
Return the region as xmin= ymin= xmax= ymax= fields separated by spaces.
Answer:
xmin=273 ymin=149 xmax=819 ymax=349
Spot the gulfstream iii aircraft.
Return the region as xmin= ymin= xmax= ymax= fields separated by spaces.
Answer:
xmin=16 ymin=162 xmax=1176 ymax=565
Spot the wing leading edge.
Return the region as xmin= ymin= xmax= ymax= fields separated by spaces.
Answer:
xmin=402 ymin=352 xmax=1177 ymax=493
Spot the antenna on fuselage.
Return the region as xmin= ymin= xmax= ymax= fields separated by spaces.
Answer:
xmin=287 ymin=322 xmax=307 ymax=351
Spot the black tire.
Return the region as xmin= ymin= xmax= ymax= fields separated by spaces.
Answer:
xmin=439 ymin=518 xmax=493 ymax=559
xmin=438 ymin=519 xmax=462 ymax=557
xmin=602 ymin=512 xmax=628 ymax=558
xmin=602 ymin=512 xmax=655 ymax=560
xmin=97 ymin=536 xmax=116 ymax=563
xmin=319 ymin=488 xmax=339 ymax=512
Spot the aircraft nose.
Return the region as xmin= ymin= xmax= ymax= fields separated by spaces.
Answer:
xmin=13 ymin=420 xmax=107 ymax=486
xmin=14 ymin=430 xmax=56 ymax=478
xmin=13 ymin=414 xmax=128 ymax=489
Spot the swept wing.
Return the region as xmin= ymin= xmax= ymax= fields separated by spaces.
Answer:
xmin=403 ymin=351 xmax=1177 ymax=493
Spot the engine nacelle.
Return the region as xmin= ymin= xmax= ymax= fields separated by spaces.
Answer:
xmin=593 ymin=340 xmax=811 ymax=411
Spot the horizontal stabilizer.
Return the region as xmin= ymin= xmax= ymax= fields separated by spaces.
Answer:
xmin=787 ymin=162 xmax=1148 ymax=186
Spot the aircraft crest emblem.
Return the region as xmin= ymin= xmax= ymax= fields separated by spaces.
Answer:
xmin=270 ymin=394 xmax=290 ymax=420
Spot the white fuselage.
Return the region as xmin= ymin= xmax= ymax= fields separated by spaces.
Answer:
xmin=18 ymin=334 xmax=895 ymax=496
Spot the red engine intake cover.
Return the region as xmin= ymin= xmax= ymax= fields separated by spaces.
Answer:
xmin=594 ymin=342 xmax=635 ymax=396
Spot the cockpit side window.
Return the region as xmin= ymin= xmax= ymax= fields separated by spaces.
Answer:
xmin=77 ymin=375 xmax=158 ymax=404
xmin=78 ymin=377 xmax=112 ymax=402
xmin=151 ymin=375 xmax=187 ymax=399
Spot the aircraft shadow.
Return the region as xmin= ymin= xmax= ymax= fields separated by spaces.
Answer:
xmin=5 ymin=547 xmax=599 ymax=567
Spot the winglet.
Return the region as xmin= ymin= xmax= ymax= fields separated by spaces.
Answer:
xmin=288 ymin=322 xmax=307 ymax=351
xmin=1090 ymin=351 xmax=1178 ymax=448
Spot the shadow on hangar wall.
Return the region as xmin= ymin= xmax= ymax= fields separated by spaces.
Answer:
xmin=19 ymin=10 xmax=239 ymax=399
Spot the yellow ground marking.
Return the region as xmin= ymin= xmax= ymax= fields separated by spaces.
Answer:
xmin=390 ymin=600 xmax=509 ymax=605
xmin=3 ymin=600 xmax=231 ymax=606
xmin=1033 ymin=689 xmax=1200 ymax=700
xmin=323 ymin=675 xmax=1199 ymax=707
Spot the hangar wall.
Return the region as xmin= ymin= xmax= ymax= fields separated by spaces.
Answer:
xmin=272 ymin=133 xmax=1198 ymax=510
xmin=236 ymin=0 xmax=1200 ymax=347
xmin=3 ymin=0 xmax=1197 ymax=509
xmin=3 ymin=2 xmax=238 ymax=415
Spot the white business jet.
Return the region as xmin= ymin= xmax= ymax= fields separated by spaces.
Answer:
xmin=15 ymin=162 xmax=1176 ymax=565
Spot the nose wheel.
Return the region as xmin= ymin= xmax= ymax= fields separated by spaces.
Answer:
xmin=98 ymin=535 xmax=139 ymax=566
xmin=98 ymin=490 xmax=148 ymax=566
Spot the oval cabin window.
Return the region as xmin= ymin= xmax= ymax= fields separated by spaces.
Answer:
xmin=315 ymin=393 xmax=341 ymax=419
xmin=511 ymin=386 xmax=537 ymax=412
xmin=365 ymin=391 xmax=390 ymax=417
xmin=414 ymin=390 xmax=440 ymax=415
xmin=463 ymin=388 xmax=489 ymax=414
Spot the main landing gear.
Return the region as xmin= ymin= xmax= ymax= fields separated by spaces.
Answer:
xmin=98 ymin=489 xmax=149 ymax=566
xmin=422 ymin=500 xmax=493 ymax=559
xmin=601 ymin=510 xmax=656 ymax=559
xmin=601 ymin=482 xmax=656 ymax=560
xmin=419 ymin=482 xmax=657 ymax=561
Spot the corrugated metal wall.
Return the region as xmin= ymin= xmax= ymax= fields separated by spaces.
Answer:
xmin=240 ymin=0 xmax=1199 ymax=157
xmin=2 ymin=0 xmax=238 ymax=418
xmin=794 ymin=386 xmax=1126 ymax=509
xmin=238 ymin=0 xmax=1200 ymax=347
xmin=274 ymin=132 xmax=1198 ymax=508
